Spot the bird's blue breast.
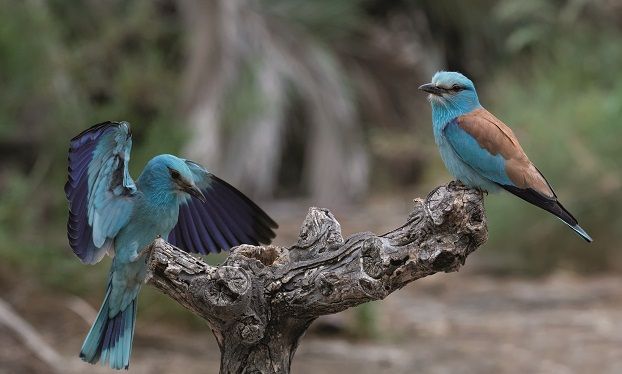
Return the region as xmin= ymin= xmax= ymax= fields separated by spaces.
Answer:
xmin=113 ymin=191 xmax=180 ymax=263
xmin=432 ymin=115 xmax=502 ymax=192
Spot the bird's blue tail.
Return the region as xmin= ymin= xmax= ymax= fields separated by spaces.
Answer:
xmin=80 ymin=284 xmax=137 ymax=370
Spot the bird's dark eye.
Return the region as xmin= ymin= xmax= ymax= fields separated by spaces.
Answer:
xmin=451 ymin=84 xmax=463 ymax=91
xmin=169 ymin=169 xmax=181 ymax=180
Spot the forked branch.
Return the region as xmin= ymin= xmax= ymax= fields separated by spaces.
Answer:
xmin=146 ymin=182 xmax=487 ymax=373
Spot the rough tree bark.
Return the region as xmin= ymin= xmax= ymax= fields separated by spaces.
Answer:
xmin=146 ymin=182 xmax=487 ymax=373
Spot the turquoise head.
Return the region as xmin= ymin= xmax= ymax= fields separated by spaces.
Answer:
xmin=138 ymin=154 xmax=206 ymax=204
xmin=419 ymin=71 xmax=481 ymax=123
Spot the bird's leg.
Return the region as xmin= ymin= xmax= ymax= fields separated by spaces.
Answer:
xmin=448 ymin=180 xmax=469 ymax=190
xmin=448 ymin=180 xmax=487 ymax=195
xmin=137 ymin=246 xmax=151 ymax=259
xmin=134 ymin=236 xmax=160 ymax=261
xmin=471 ymin=186 xmax=488 ymax=195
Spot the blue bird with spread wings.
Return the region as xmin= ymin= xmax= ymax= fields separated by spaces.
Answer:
xmin=419 ymin=71 xmax=591 ymax=242
xmin=65 ymin=121 xmax=277 ymax=369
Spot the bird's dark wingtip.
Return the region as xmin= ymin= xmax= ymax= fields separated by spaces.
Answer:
xmin=498 ymin=184 xmax=592 ymax=243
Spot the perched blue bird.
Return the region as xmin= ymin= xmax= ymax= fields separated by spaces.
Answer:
xmin=419 ymin=71 xmax=592 ymax=242
xmin=65 ymin=121 xmax=277 ymax=369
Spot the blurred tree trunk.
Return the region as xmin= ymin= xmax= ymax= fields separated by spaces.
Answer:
xmin=222 ymin=63 xmax=286 ymax=198
xmin=179 ymin=0 xmax=238 ymax=169
xmin=178 ymin=0 xmax=369 ymax=204
xmin=300 ymin=47 xmax=369 ymax=206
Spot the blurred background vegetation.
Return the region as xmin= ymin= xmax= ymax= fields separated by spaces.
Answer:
xmin=0 ymin=0 xmax=621 ymax=359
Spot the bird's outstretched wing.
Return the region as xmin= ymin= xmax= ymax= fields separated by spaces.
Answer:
xmin=168 ymin=160 xmax=278 ymax=254
xmin=444 ymin=108 xmax=592 ymax=242
xmin=65 ymin=121 xmax=137 ymax=264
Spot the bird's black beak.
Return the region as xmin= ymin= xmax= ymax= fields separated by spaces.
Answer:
xmin=418 ymin=83 xmax=444 ymax=96
xmin=184 ymin=184 xmax=207 ymax=203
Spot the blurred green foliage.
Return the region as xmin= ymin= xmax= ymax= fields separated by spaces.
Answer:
xmin=352 ymin=302 xmax=379 ymax=339
xmin=0 ymin=1 xmax=187 ymax=310
xmin=263 ymin=0 xmax=368 ymax=40
xmin=479 ymin=0 xmax=622 ymax=274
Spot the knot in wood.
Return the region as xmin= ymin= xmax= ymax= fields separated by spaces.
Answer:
xmin=190 ymin=266 xmax=251 ymax=315
xmin=296 ymin=207 xmax=343 ymax=251
xmin=232 ymin=244 xmax=289 ymax=266
xmin=361 ymin=237 xmax=384 ymax=279
xmin=358 ymin=277 xmax=385 ymax=299
xmin=318 ymin=273 xmax=339 ymax=296
xmin=234 ymin=315 xmax=265 ymax=345
xmin=432 ymin=249 xmax=457 ymax=271
xmin=425 ymin=183 xmax=485 ymax=237
xmin=426 ymin=186 xmax=456 ymax=226
xmin=420 ymin=236 xmax=463 ymax=272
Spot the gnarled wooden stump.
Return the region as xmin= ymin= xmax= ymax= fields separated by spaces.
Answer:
xmin=146 ymin=182 xmax=487 ymax=373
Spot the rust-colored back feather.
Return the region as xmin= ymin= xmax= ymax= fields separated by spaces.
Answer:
xmin=457 ymin=108 xmax=554 ymax=198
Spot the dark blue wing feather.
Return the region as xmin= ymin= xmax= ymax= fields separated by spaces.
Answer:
xmin=177 ymin=205 xmax=200 ymax=254
xmin=207 ymin=191 xmax=258 ymax=245
xmin=187 ymin=197 xmax=230 ymax=252
xmin=186 ymin=202 xmax=219 ymax=254
xmin=65 ymin=121 xmax=136 ymax=264
xmin=168 ymin=161 xmax=278 ymax=254
xmin=206 ymin=178 xmax=275 ymax=243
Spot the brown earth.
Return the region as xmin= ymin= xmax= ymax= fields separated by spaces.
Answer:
xmin=2 ymin=272 xmax=621 ymax=374
xmin=1 ymin=197 xmax=620 ymax=373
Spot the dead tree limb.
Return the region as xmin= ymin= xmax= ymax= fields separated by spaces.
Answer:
xmin=146 ymin=182 xmax=487 ymax=373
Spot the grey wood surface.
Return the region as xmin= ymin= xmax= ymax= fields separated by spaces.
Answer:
xmin=146 ymin=182 xmax=487 ymax=373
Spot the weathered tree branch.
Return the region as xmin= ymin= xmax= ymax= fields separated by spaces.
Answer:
xmin=146 ymin=182 xmax=487 ymax=373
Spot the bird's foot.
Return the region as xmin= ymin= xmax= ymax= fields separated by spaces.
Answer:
xmin=448 ymin=180 xmax=469 ymax=190
xmin=132 ymin=245 xmax=154 ymax=261
xmin=448 ymin=180 xmax=488 ymax=195
xmin=134 ymin=235 xmax=162 ymax=260
xmin=471 ymin=186 xmax=488 ymax=195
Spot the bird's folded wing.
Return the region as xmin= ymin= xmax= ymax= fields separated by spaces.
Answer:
xmin=168 ymin=160 xmax=278 ymax=254
xmin=65 ymin=122 xmax=137 ymax=264
xmin=445 ymin=108 xmax=555 ymax=199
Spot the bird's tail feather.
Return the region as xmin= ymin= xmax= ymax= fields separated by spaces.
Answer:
xmin=80 ymin=284 xmax=137 ymax=370
xmin=499 ymin=184 xmax=592 ymax=243
xmin=559 ymin=218 xmax=593 ymax=243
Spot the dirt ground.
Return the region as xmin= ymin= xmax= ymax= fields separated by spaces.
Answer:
xmin=1 ymin=198 xmax=621 ymax=374
xmin=2 ymin=272 xmax=621 ymax=374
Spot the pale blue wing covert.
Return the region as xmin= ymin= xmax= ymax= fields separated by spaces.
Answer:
xmin=443 ymin=119 xmax=514 ymax=186
xmin=65 ymin=121 xmax=137 ymax=264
